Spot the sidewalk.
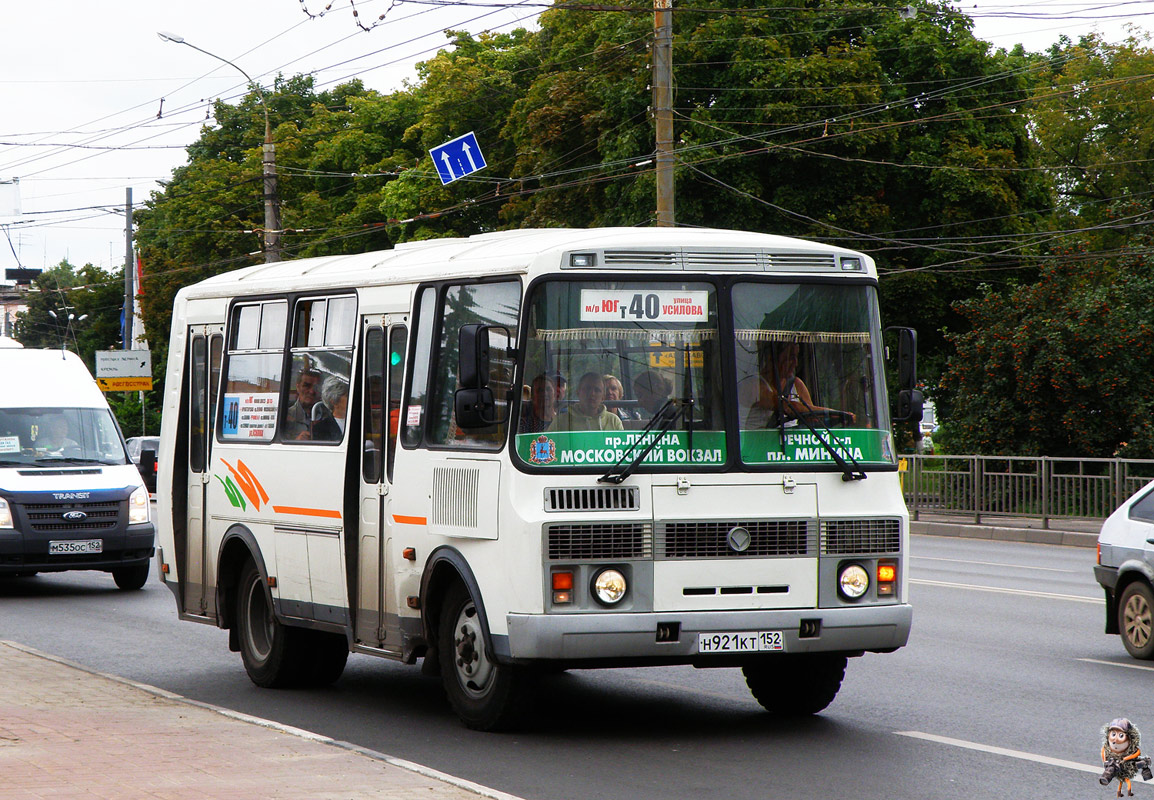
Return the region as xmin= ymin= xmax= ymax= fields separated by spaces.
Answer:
xmin=911 ymin=512 xmax=1101 ymax=548
xmin=0 ymin=641 xmax=518 ymax=800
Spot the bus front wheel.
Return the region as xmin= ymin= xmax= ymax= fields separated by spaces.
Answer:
xmin=743 ymin=654 xmax=847 ymax=715
xmin=236 ymin=561 xmax=306 ymax=688
xmin=438 ymin=583 xmax=521 ymax=730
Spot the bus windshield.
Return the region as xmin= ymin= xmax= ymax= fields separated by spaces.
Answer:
xmin=732 ymin=282 xmax=894 ymax=467
xmin=0 ymin=407 xmax=129 ymax=465
xmin=515 ymin=280 xmax=724 ymax=469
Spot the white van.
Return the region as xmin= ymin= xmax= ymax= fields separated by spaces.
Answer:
xmin=0 ymin=349 xmax=154 ymax=589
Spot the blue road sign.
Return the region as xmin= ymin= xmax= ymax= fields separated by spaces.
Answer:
xmin=429 ymin=131 xmax=487 ymax=185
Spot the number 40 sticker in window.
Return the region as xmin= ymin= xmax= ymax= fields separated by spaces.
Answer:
xmin=580 ymin=290 xmax=708 ymax=323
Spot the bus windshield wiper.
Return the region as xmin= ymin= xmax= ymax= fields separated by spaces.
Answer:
xmin=599 ymin=399 xmax=691 ymax=484
xmin=782 ymin=394 xmax=866 ymax=482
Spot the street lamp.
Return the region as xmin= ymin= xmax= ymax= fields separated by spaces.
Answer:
xmin=157 ymin=31 xmax=281 ymax=262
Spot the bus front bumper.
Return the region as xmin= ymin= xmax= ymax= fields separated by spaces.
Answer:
xmin=499 ymin=603 xmax=912 ymax=663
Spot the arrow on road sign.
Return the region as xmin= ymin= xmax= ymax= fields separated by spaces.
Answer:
xmin=429 ymin=131 xmax=487 ymax=185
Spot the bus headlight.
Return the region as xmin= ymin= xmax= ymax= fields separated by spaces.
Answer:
xmin=0 ymin=497 xmax=12 ymax=529
xmin=838 ymin=564 xmax=869 ymax=600
xmin=592 ymin=569 xmax=627 ymax=605
xmin=129 ymin=486 xmax=150 ymax=525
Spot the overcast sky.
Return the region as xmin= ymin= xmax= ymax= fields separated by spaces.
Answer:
xmin=2 ymin=0 xmax=1152 ymax=277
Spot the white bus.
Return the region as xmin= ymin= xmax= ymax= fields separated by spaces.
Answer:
xmin=156 ymin=227 xmax=921 ymax=730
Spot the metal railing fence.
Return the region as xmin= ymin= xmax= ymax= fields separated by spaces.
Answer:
xmin=901 ymin=455 xmax=1154 ymax=528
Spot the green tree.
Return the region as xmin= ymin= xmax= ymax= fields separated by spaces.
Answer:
xmin=13 ymin=261 xmax=125 ymax=368
xmin=940 ymin=245 xmax=1154 ymax=457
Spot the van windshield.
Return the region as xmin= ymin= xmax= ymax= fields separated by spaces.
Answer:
xmin=0 ymin=408 xmax=128 ymax=465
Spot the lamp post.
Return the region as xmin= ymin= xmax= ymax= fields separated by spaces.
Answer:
xmin=157 ymin=31 xmax=281 ymax=262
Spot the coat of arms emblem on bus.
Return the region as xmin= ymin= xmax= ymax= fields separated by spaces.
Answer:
xmin=528 ymin=435 xmax=557 ymax=465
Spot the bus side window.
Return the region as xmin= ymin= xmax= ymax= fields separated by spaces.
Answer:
xmin=402 ymin=287 xmax=437 ymax=448
xmin=362 ymin=328 xmax=384 ymax=483
xmin=221 ymin=300 xmax=287 ymax=443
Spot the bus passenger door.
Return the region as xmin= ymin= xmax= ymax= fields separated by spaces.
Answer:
xmin=355 ymin=320 xmax=407 ymax=652
xmin=185 ymin=327 xmax=223 ymax=617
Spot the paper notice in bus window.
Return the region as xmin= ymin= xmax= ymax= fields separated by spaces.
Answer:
xmin=221 ymin=392 xmax=279 ymax=440
xmin=406 ymin=405 xmax=422 ymax=427
xmin=580 ymin=290 xmax=708 ymax=323
xmin=0 ymin=435 xmax=19 ymax=454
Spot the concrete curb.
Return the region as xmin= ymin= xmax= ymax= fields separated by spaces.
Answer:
xmin=911 ymin=520 xmax=1099 ymax=548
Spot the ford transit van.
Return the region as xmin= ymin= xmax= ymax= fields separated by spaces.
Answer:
xmin=0 ymin=349 xmax=154 ymax=589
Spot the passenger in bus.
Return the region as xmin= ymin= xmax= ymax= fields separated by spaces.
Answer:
xmin=549 ymin=372 xmax=623 ymax=432
xmin=519 ymin=373 xmax=557 ymax=433
xmin=311 ymin=376 xmax=349 ymax=442
xmin=284 ymin=367 xmax=329 ymax=440
xmin=551 ymin=372 xmax=568 ymax=407
xmin=751 ymin=342 xmax=854 ymax=427
xmin=603 ymin=374 xmax=640 ymax=421
xmin=35 ymin=415 xmax=79 ymax=454
xmin=633 ymin=370 xmax=676 ymax=421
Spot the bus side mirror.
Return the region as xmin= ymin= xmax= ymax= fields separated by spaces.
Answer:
xmin=458 ymin=324 xmax=491 ymax=391
xmin=897 ymin=327 xmax=917 ymax=389
xmin=455 ymin=324 xmax=511 ymax=429
xmin=895 ymin=388 xmax=924 ymax=424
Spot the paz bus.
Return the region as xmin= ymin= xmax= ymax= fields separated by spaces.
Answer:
xmin=156 ymin=227 xmax=921 ymax=730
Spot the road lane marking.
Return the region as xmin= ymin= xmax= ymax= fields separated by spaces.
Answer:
xmin=911 ymin=555 xmax=1078 ymax=574
xmin=1078 ymin=657 xmax=1154 ymax=672
xmin=894 ymin=731 xmax=1102 ymax=775
xmin=910 ymin=578 xmax=1102 ymax=604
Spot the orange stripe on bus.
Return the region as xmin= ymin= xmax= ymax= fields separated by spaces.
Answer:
xmin=392 ymin=514 xmax=427 ymax=525
xmin=271 ymin=506 xmax=342 ymax=519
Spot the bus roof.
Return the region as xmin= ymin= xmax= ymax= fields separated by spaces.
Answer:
xmin=178 ymin=227 xmax=876 ymax=301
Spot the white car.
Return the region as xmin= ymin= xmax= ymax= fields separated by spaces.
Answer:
xmin=1095 ymin=483 xmax=1154 ymax=659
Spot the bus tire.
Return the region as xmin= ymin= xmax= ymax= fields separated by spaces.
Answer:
xmin=301 ymin=630 xmax=349 ymax=686
xmin=743 ymin=654 xmax=847 ymax=715
xmin=236 ymin=560 xmax=306 ymax=688
xmin=438 ymin=582 xmax=521 ymax=731
xmin=112 ymin=563 xmax=150 ymax=591
xmin=1119 ymin=581 xmax=1154 ymax=660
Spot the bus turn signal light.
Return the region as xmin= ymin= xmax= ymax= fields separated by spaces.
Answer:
xmin=552 ymin=571 xmax=574 ymax=604
xmin=877 ymin=563 xmax=896 ymax=596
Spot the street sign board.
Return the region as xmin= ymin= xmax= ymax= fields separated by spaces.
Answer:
xmin=429 ymin=131 xmax=487 ymax=185
xmin=95 ymin=349 xmax=153 ymax=392
xmin=97 ymin=377 xmax=153 ymax=391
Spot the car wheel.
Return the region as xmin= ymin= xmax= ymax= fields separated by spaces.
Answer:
xmin=112 ymin=563 xmax=150 ymax=591
xmin=1119 ymin=582 xmax=1154 ymax=660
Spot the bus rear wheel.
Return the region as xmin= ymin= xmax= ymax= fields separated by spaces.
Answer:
xmin=438 ymin=583 xmax=521 ymax=731
xmin=236 ymin=561 xmax=307 ymax=688
xmin=743 ymin=654 xmax=847 ymax=715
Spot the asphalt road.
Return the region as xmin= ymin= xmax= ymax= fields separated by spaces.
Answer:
xmin=1 ymin=533 xmax=1148 ymax=799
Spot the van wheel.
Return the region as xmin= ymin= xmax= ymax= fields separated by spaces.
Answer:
xmin=743 ymin=654 xmax=847 ymax=715
xmin=236 ymin=561 xmax=306 ymax=687
xmin=1119 ymin=582 xmax=1154 ymax=660
xmin=112 ymin=564 xmax=150 ymax=591
xmin=438 ymin=583 xmax=521 ymax=730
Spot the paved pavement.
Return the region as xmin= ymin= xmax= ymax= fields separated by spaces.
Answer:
xmin=0 ymin=516 xmax=1098 ymax=799
xmin=0 ymin=640 xmax=520 ymax=800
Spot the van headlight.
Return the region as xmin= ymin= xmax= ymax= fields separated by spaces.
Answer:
xmin=0 ymin=497 xmax=12 ymax=529
xmin=129 ymin=486 xmax=150 ymax=525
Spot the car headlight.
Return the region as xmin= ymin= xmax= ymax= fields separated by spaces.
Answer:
xmin=0 ymin=497 xmax=12 ymax=529
xmin=592 ymin=568 xmax=627 ymax=605
xmin=838 ymin=564 xmax=869 ymax=600
xmin=129 ymin=486 xmax=150 ymax=525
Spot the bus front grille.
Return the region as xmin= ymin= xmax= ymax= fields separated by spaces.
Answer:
xmin=547 ymin=523 xmax=652 ymax=560
xmin=659 ymin=520 xmax=814 ymax=558
xmin=820 ymin=518 xmax=901 ymax=554
xmin=545 ymin=486 xmax=640 ymax=512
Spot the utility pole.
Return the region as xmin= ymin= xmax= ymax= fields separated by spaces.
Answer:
xmin=123 ymin=187 xmax=133 ymax=350
xmin=653 ymin=0 xmax=675 ymax=226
